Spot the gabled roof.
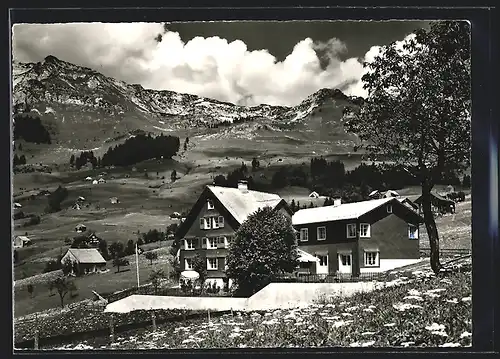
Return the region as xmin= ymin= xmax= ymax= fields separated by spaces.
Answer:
xmin=414 ymin=191 xmax=454 ymax=204
xmin=293 ymin=198 xmax=395 ymax=225
xmin=292 ymin=197 xmax=422 ymax=225
xmin=207 ymin=185 xmax=283 ymax=224
xmin=65 ymin=248 xmax=106 ymax=264
xmin=15 ymin=235 xmax=30 ymax=242
xmin=383 ymin=190 xmax=400 ymax=197
xmin=176 ymin=185 xmax=290 ymax=238
xmin=368 ymin=190 xmax=380 ymax=197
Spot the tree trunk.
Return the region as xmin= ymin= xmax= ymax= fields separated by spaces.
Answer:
xmin=59 ymin=293 xmax=64 ymax=308
xmin=421 ymin=182 xmax=441 ymax=274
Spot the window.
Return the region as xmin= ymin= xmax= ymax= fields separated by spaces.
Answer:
xmin=387 ymin=204 xmax=393 ymax=213
xmin=200 ymin=217 xmax=211 ymax=230
xmin=185 ymin=239 xmax=195 ymax=250
xmin=364 ymin=251 xmax=379 ymax=267
xmin=408 ymin=225 xmax=419 ymax=239
xmin=339 ymin=254 xmax=351 ymax=266
xmin=207 ymin=200 xmax=214 ymax=210
xmin=317 ymin=226 xmax=326 ymax=241
xmin=207 ymin=258 xmax=218 ymax=270
xmin=299 ymin=228 xmax=309 ymax=241
xmin=211 ymin=216 xmax=225 ymax=229
xmin=185 ymin=258 xmax=193 ymax=270
xmin=346 ymin=224 xmax=357 ymax=238
xmin=359 ymin=223 xmax=371 ymax=238
xmin=207 ymin=237 xmax=217 ymax=249
xmin=317 ymin=254 xmax=328 ymax=267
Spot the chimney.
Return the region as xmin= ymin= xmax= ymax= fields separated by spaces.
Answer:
xmin=237 ymin=180 xmax=248 ymax=193
xmin=333 ymin=198 xmax=342 ymax=207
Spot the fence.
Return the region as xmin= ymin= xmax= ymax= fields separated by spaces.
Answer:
xmin=14 ymin=301 xmax=218 ymax=350
xmin=105 ymin=282 xmax=229 ymax=304
xmin=419 ymin=248 xmax=471 ymax=257
xmin=272 ymin=272 xmax=397 ymax=284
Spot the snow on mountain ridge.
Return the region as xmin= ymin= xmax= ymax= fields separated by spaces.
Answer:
xmin=12 ymin=55 xmax=360 ymax=135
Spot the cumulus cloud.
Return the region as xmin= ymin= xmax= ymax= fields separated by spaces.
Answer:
xmin=347 ymin=33 xmax=418 ymax=97
xmin=12 ymin=23 xmax=414 ymax=106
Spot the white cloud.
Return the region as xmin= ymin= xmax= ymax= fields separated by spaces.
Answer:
xmin=12 ymin=23 xmax=415 ymax=106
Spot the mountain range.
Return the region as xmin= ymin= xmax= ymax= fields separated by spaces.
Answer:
xmin=12 ymin=55 xmax=363 ymax=160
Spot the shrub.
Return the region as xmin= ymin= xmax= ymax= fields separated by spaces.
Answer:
xmin=226 ymin=207 xmax=299 ymax=296
xmin=44 ymin=258 xmax=62 ymax=273
xmin=113 ymin=257 xmax=129 ymax=273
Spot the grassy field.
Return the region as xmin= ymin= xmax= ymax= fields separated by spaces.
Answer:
xmin=14 ymin=258 xmax=472 ymax=349
xmin=14 ymin=244 xmax=173 ymax=318
xmin=12 ymin=130 xmax=471 ymax=320
xmin=418 ymin=194 xmax=472 ymax=250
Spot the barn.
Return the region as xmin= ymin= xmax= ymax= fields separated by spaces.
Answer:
xmin=61 ymin=248 xmax=107 ymax=275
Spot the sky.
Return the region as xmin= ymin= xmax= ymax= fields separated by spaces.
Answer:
xmin=12 ymin=21 xmax=429 ymax=107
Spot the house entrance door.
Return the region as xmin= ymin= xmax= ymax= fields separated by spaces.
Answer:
xmin=338 ymin=253 xmax=352 ymax=274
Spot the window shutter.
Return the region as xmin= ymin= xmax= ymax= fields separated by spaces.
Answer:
xmin=200 ymin=218 xmax=205 ymax=229
xmin=202 ymin=237 xmax=207 ymax=249
xmin=219 ymin=216 xmax=224 ymax=228
xmin=181 ymin=239 xmax=186 ymax=250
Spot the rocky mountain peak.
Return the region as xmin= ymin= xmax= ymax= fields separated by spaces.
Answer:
xmin=12 ymin=56 xmax=361 ymax=146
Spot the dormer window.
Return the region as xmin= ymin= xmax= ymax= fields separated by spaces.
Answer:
xmin=207 ymin=200 xmax=214 ymax=210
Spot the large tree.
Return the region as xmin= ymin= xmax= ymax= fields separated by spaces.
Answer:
xmin=226 ymin=207 xmax=299 ymax=296
xmin=343 ymin=21 xmax=471 ymax=273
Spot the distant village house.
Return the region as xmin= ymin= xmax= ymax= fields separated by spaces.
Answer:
xmin=13 ymin=235 xmax=32 ymax=249
xmin=368 ymin=189 xmax=400 ymax=200
xmin=309 ymin=191 xmax=320 ymax=198
xmin=75 ymin=223 xmax=87 ymax=233
xmin=414 ymin=192 xmax=456 ymax=214
xmin=61 ymin=248 xmax=106 ymax=275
